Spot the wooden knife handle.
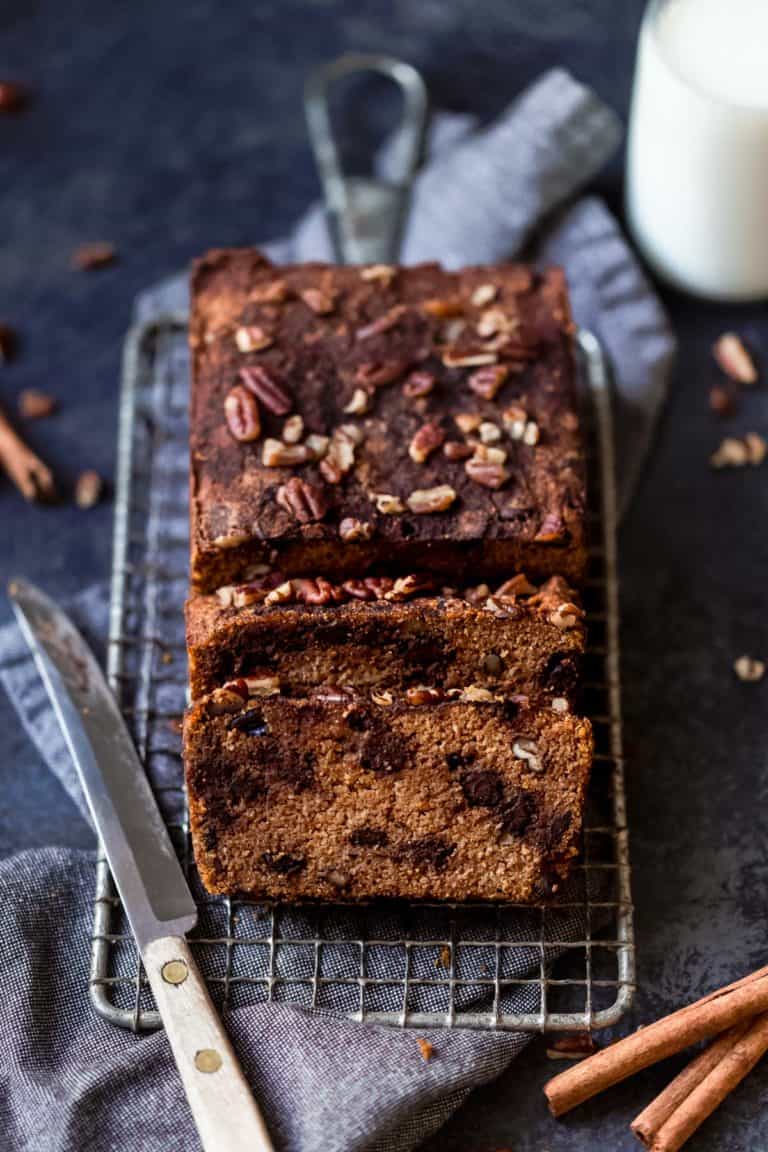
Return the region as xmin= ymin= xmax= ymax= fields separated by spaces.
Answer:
xmin=144 ymin=935 xmax=275 ymax=1152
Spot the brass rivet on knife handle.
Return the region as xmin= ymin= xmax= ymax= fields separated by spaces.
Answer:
xmin=195 ymin=1049 xmax=223 ymax=1074
xmin=161 ymin=959 xmax=189 ymax=985
xmin=305 ymin=53 xmax=428 ymax=265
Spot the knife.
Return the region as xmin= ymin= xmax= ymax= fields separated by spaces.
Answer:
xmin=8 ymin=578 xmax=274 ymax=1152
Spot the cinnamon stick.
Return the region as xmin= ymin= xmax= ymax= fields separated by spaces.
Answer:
xmin=544 ymin=965 xmax=768 ymax=1117
xmin=647 ymin=1011 xmax=768 ymax=1152
xmin=630 ymin=1023 xmax=750 ymax=1146
xmin=0 ymin=404 xmax=55 ymax=501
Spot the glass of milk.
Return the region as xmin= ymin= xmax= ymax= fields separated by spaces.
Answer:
xmin=626 ymin=0 xmax=768 ymax=300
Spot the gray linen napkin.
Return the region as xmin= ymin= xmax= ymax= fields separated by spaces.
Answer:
xmin=0 ymin=68 xmax=674 ymax=1152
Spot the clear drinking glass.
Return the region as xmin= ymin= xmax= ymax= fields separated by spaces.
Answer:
xmin=626 ymin=0 xmax=768 ymax=300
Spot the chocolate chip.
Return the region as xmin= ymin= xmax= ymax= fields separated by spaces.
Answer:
xmin=403 ymin=835 xmax=455 ymax=871
xmin=544 ymin=652 xmax=580 ymax=695
xmin=261 ymin=851 xmax=305 ymax=875
xmin=345 ymin=707 xmax=368 ymax=731
xmin=544 ymin=811 xmax=572 ymax=850
xmin=228 ymin=707 xmax=269 ymax=736
xmin=349 ymin=826 xmax=388 ymax=848
xmin=445 ymin=752 xmax=466 ymax=771
xmin=461 ymin=768 xmax=504 ymax=807
xmin=501 ymin=699 xmax=521 ymax=723
xmin=500 ymin=790 xmax=540 ymax=838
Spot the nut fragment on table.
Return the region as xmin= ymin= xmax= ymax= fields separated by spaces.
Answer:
xmin=0 ymin=323 xmax=17 ymax=363
xmin=713 ymin=332 xmax=758 ymax=384
xmin=18 ymin=389 xmax=56 ymax=420
xmin=733 ymin=655 xmax=765 ymax=682
xmin=74 ymin=469 xmax=103 ymax=509
xmin=72 ymin=242 xmax=116 ymax=271
xmin=710 ymin=434 xmax=766 ymax=468
xmin=0 ymin=81 xmax=27 ymax=113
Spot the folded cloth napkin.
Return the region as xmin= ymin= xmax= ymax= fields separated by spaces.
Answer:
xmin=0 ymin=69 xmax=674 ymax=1152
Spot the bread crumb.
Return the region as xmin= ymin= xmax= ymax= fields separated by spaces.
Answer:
xmin=416 ymin=1037 xmax=435 ymax=1062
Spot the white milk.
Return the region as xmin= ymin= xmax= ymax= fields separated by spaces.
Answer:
xmin=626 ymin=0 xmax=768 ymax=299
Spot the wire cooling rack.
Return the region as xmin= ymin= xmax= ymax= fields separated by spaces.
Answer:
xmin=90 ymin=317 xmax=634 ymax=1034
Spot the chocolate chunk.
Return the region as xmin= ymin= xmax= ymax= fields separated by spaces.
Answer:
xmin=543 ymin=810 xmax=572 ymax=850
xmin=349 ymin=826 xmax=388 ymax=848
xmin=445 ymin=751 xmax=467 ymax=771
xmin=402 ymin=835 xmax=455 ymax=871
xmin=345 ymin=706 xmax=368 ymax=731
xmin=500 ymin=790 xmax=540 ymax=838
xmin=461 ymin=768 xmax=504 ymax=807
xmin=544 ymin=652 xmax=580 ymax=695
xmin=261 ymin=851 xmax=306 ymax=875
xmin=228 ymin=707 xmax=269 ymax=735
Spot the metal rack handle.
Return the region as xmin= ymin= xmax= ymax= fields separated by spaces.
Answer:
xmin=304 ymin=53 xmax=428 ymax=265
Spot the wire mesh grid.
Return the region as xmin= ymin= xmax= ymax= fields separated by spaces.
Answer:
xmin=90 ymin=317 xmax=634 ymax=1033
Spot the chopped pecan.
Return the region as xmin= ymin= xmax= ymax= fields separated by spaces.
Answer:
xmin=522 ymin=420 xmax=540 ymax=446
xmin=713 ymin=333 xmax=758 ymax=384
xmin=549 ymin=602 xmax=583 ymax=629
xmin=372 ymin=492 xmax=404 ymax=515
xmin=470 ymin=283 xmax=497 ymax=308
xmin=320 ymin=426 xmax=359 ymax=484
xmin=276 ymin=476 xmax=329 ymax=522
xmin=406 ymin=685 xmax=445 ymax=705
xmin=338 ymin=422 xmax=364 ymax=445
xmin=72 ymin=242 xmax=116 ymax=271
xmin=463 ymin=583 xmax=491 ymax=605
xmin=465 ymin=457 xmax=509 ymax=489
xmin=294 ymin=577 xmax=341 ymax=605
xmin=264 ymin=580 xmax=295 ymax=607
xmin=305 ymin=433 xmax=330 ymax=460
xmin=240 ymin=365 xmax=292 ymax=415
xmin=409 ymin=421 xmax=445 ymax=464
xmin=734 ymin=655 xmax=765 ymax=682
xmin=74 ymin=470 xmax=103 ymax=509
xmin=745 ymin=432 xmax=767 ymax=465
xmin=454 ymin=412 xmax=482 ymax=435
xmin=402 ymin=371 xmax=435 ymax=399
xmin=339 ymin=517 xmax=373 ymax=541
xmin=442 ymin=348 xmax=498 ymax=368
xmin=512 ymin=738 xmax=542 ymax=771
xmin=443 ymin=440 xmax=473 ymax=461
xmin=371 ymin=689 xmax=394 ymax=706
xmin=18 ymin=389 xmax=56 ymax=420
xmin=385 ymin=574 xmax=435 ymax=601
xmin=710 ymin=437 xmax=749 ymax=468
xmin=282 ymin=414 xmax=304 ymax=443
xmin=224 ymin=385 xmax=261 ymax=442
xmin=421 ymin=297 xmax=463 ymax=318
xmin=319 ymin=458 xmax=342 ymax=484
xmin=301 ymin=287 xmax=336 ymax=315
xmin=460 ymin=685 xmax=496 ymax=703
xmin=354 ymin=360 xmax=409 ymax=388
xmin=709 ymin=384 xmax=734 ymax=416
xmin=343 ymin=388 xmax=370 ymax=415
xmin=356 ymin=304 xmax=407 ymax=341
xmin=468 ymin=363 xmax=510 ymax=399
xmin=262 ymin=438 xmax=312 ymax=467
xmin=406 ymin=485 xmax=457 ymax=514
xmin=235 ymin=325 xmax=273 ymax=353
xmin=478 ymin=421 xmax=501 ymax=444
xmin=364 ymin=577 xmax=395 ymax=599
xmin=471 ymin=444 xmax=507 ymax=465
xmin=342 ymin=579 xmax=376 ymax=600
xmin=502 ymin=404 xmax=528 ymax=440
xmin=496 ymin=574 xmax=537 ymax=599
xmin=360 ymin=264 xmax=396 ymax=285
xmin=248 ymin=279 xmax=289 ymax=304
xmin=534 ymin=512 xmax=566 ymax=542
xmin=476 ymin=307 xmax=516 ymax=338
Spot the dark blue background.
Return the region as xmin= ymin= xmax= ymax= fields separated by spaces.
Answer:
xmin=2 ymin=2 xmax=767 ymax=1149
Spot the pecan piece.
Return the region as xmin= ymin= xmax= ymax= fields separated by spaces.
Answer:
xmin=512 ymin=738 xmax=542 ymax=772
xmin=356 ymin=304 xmax=407 ymax=341
xmin=443 ymin=440 xmax=473 ymax=461
xmin=72 ymin=242 xmax=116 ymax=271
xmin=713 ymin=333 xmax=758 ymax=384
xmin=342 ymin=579 xmax=376 ymax=600
xmin=454 ymin=412 xmax=482 ymax=435
xmin=224 ymin=385 xmax=261 ymax=442
xmin=343 ymin=388 xmax=370 ymax=415
xmin=294 ymin=577 xmax=339 ymax=605
xmin=549 ymin=602 xmax=583 ymax=629
xmin=360 ymin=264 xmax=396 ymax=285
xmin=409 ymin=421 xmax=445 ymax=464
xmin=478 ymin=421 xmax=501 ymax=444
xmin=248 ymin=279 xmax=289 ymax=304
xmin=74 ymin=469 xmax=103 ymax=509
xmin=364 ymin=577 xmax=395 ymax=599
xmin=354 ymin=360 xmax=409 ymax=388
xmin=406 ymin=485 xmax=457 ymax=514
xmin=468 ymin=363 xmax=510 ymax=399
xmin=470 ymin=283 xmax=497 ymax=308
xmin=421 ymin=297 xmax=463 ymax=318
xmin=262 ymin=438 xmax=312 ymax=467
xmin=18 ymin=389 xmax=56 ymax=420
xmin=502 ymin=405 xmax=528 ymax=440
xmin=443 ymin=348 xmax=498 ymax=368
xmin=471 ymin=444 xmax=507 ymax=465
xmin=465 ymin=457 xmax=509 ymax=489
xmin=534 ymin=512 xmax=566 ymax=542
xmin=402 ymin=371 xmax=435 ymax=399
xmin=0 ymin=81 xmax=27 ymax=113
xmin=496 ymin=574 xmax=537 ymax=599
xmin=282 ymin=414 xmax=304 ymax=443
xmin=406 ymin=686 xmax=445 ymax=705
xmin=385 ymin=573 xmax=434 ymax=601
xmin=734 ymin=655 xmax=765 ymax=682
xmin=276 ymin=476 xmax=329 ymax=522
xmin=709 ymin=384 xmax=734 ymax=416
xmin=301 ymin=287 xmax=336 ymax=315
xmin=339 ymin=517 xmax=372 ymax=542
xmin=372 ymin=492 xmax=405 ymax=515
xmin=264 ymin=581 xmax=295 ymax=606
xmin=239 ymin=365 xmax=292 ymax=415
xmin=235 ymin=325 xmax=273 ymax=353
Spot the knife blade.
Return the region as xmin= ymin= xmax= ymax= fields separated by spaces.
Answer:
xmin=9 ymin=576 xmax=196 ymax=950
xmin=9 ymin=578 xmax=274 ymax=1152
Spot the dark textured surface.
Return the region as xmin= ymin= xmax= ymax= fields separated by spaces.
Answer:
xmin=1 ymin=2 xmax=767 ymax=1149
